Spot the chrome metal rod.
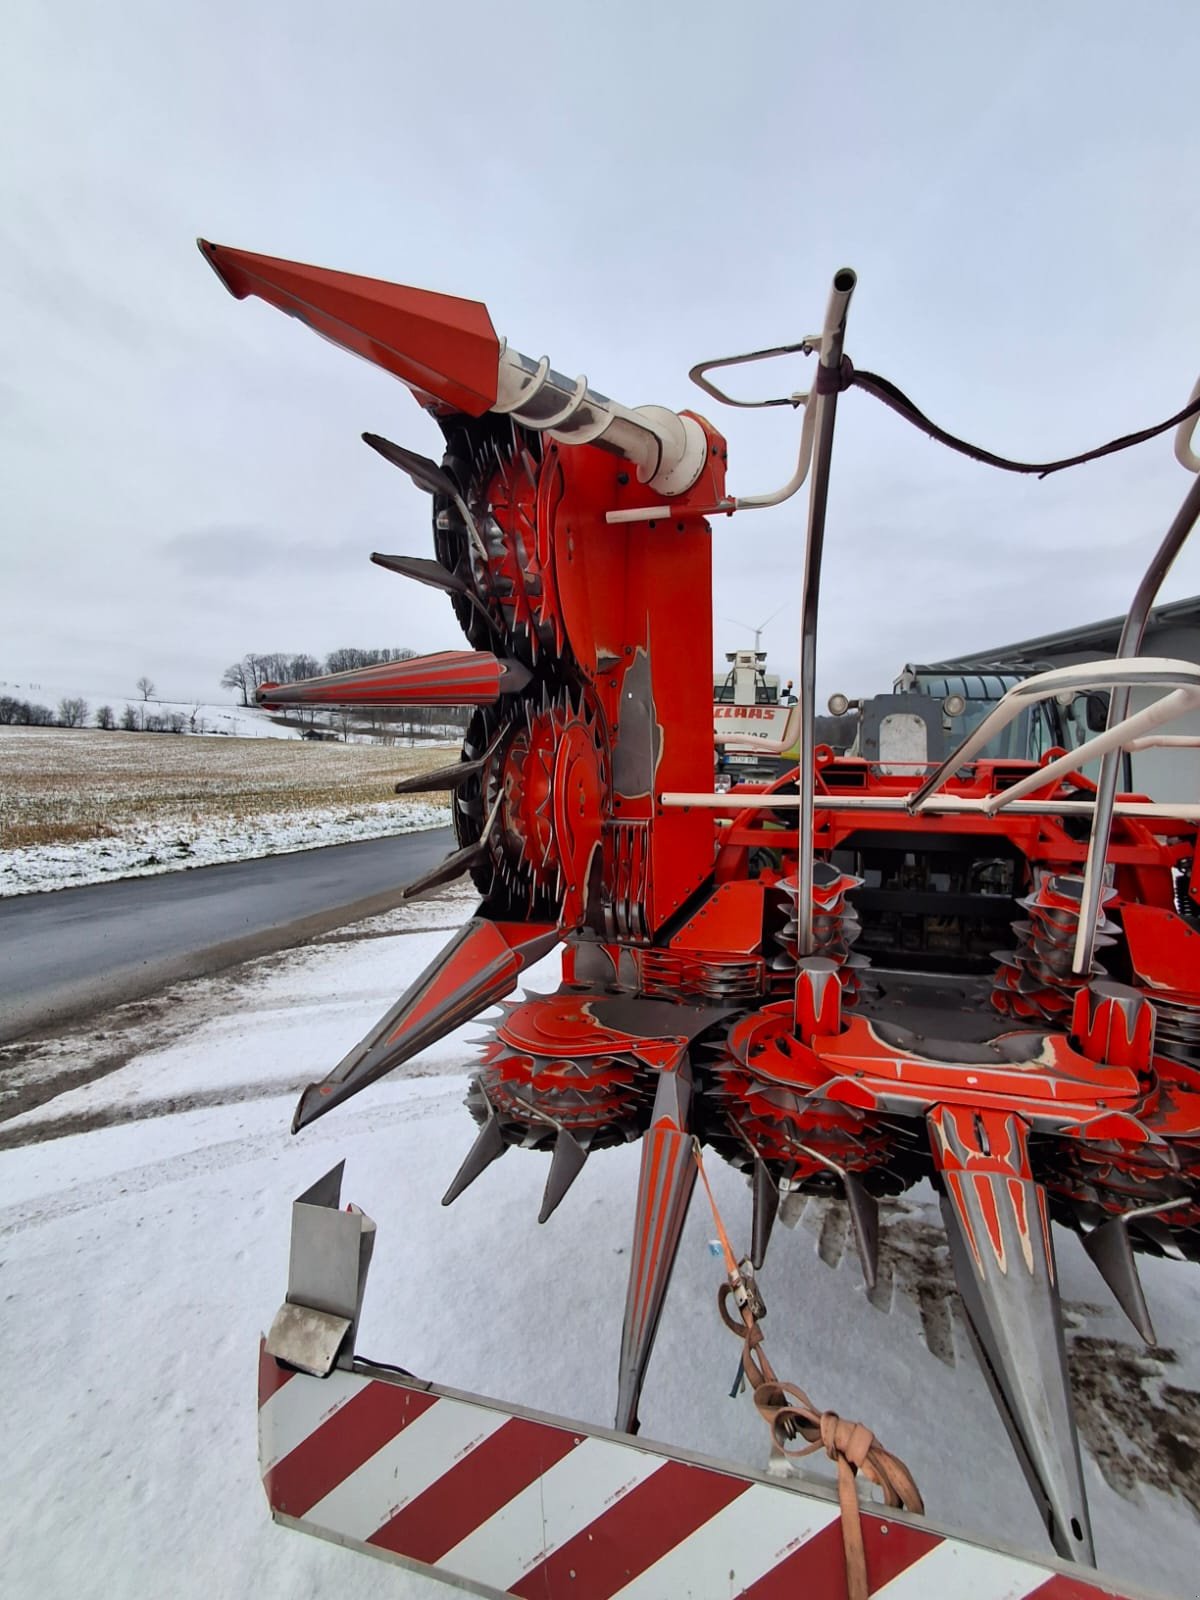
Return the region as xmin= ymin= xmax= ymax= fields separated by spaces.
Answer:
xmin=1073 ymin=468 xmax=1200 ymax=972
xmin=795 ymin=268 xmax=857 ymax=956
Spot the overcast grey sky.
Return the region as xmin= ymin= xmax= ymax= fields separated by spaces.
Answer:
xmin=2 ymin=0 xmax=1197 ymax=705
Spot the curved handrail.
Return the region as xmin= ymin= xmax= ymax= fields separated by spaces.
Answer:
xmin=983 ymin=683 xmax=1200 ymax=812
xmin=1073 ymin=390 xmax=1200 ymax=971
xmin=906 ymin=658 xmax=1200 ymax=812
xmin=1176 ymin=375 xmax=1200 ymax=473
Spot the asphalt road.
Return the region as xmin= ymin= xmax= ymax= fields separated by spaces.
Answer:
xmin=0 ymin=827 xmax=455 ymax=1044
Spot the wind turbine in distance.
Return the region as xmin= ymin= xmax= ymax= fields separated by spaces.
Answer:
xmin=720 ymin=601 xmax=788 ymax=656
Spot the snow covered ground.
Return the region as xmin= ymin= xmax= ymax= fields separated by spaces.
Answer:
xmin=0 ymin=797 xmax=449 ymax=896
xmin=1 ymin=887 xmax=1197 ymax=1599
xmin=0 ymin=676 xmax=301 ymax=740
xmin=1 ymin=675 xmax=469 ymax=746
xmin=0 ymin=726 xmax=454 ymax=896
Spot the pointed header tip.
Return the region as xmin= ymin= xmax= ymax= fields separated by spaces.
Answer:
xmin=196 ymin=237 xmax=248 ymax=300
xmin=196 ymin=240 xmax=501 ymax=414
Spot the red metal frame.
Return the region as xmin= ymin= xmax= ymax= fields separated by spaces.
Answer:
xmin=208 ymin=243 xmax=1200 ymax=1572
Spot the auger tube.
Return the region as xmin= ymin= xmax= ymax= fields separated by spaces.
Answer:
xmin=492 ymin=342 xmax=710 ymax=496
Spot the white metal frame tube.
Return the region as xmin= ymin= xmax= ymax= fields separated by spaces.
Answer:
xmin=658 ymin=790 xmax=1200 ymax=820
xmin=983 ymin=687 xmax=1200 ymax=813
xmin=906 ymin=659 xmax=1200 ymax=812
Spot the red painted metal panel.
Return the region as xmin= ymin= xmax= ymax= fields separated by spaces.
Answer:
xmin=199 ymin=240 xmax=499 ymax=415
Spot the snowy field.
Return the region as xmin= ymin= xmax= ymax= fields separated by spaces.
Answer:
xmin=0 ymin=726 xmax=453 ymax=896
xmin=0 ymin=678 xmax=303 ymax=741
xmin=1 ymin=885 xmax=1197 ymax=1599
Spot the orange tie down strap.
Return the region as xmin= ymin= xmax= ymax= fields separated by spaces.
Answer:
xmin=692 ymin=1140 xmax=925 ymax=1600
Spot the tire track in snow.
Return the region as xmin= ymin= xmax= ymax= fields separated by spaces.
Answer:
xmin=0 ymin=1054 xmax=471 ymax=1152
xmin=1 ymin=910 xmax=472 ymax=1125
xmin=0 ymin=1087 xmax=463 ymax=1238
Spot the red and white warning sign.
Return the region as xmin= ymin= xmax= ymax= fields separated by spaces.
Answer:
xmin=259 ymin=1343 xmax=1143 ymax=1600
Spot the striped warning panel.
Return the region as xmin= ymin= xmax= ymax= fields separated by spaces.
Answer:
xmin=257 ymin=1344 xmax=1142 ymax=1600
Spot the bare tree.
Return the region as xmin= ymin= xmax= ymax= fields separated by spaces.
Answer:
xmin=322 ymin=645 xmax=418 ymax=674
xmin=289 ymin=653 xmax=321 ymax=682
xmin=57 ymin=697 xmax=89 ymax=728
xmin=95 ymin=705 xmax=116 ymax=730
xmin=221 ymin=661 xmax=250 ymax=705
xmin=136 ymin=676 xmax=156 ymax=702
xmin=324 ymin=647 xmax=365 ymax=675
xmin=120 ymin=704 xmax=139 ymax=731
xmin=244 ymin=654 xmax=271 ymax=695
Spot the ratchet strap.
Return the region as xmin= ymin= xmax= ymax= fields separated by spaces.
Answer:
xmin=693 ymin=1141 xmax=924 ymax=1600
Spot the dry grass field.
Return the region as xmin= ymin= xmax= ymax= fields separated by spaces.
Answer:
xmin=0 ymin=727 xmax=454 ymax=850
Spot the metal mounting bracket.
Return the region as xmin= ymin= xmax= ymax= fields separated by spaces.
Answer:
xmin=264 ymin=1162 xmax=376 ymax=1377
